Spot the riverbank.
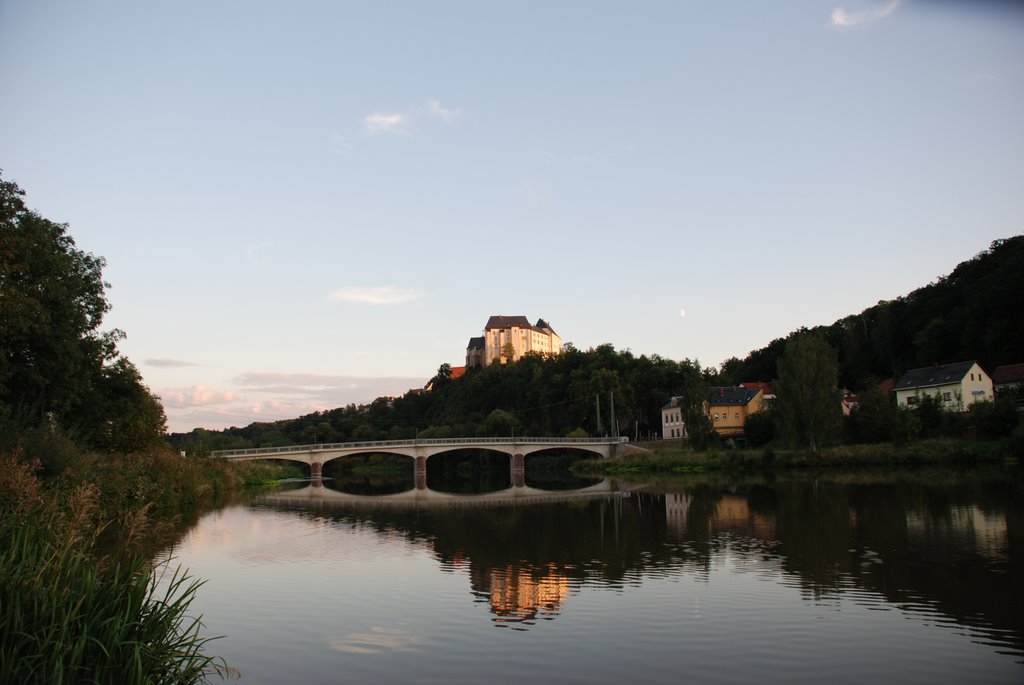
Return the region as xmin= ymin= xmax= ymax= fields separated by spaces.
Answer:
xmin=0 ymin=447 xmax=297 ymax=683
xmin=572 ymin=437 xmax=1021 ymax=475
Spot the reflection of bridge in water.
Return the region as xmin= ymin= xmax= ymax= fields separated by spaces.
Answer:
xmin=214 ymin=436 xmax=642 ymax=484
xmin=258 ymin=478 xmax=633 ymax=509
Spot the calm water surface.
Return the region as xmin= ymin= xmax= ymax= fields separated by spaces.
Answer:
xmin=157 ymin=469 xmax=1023 ymax=684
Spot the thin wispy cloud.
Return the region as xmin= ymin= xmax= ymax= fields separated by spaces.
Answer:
xmin=830 ymin=0 xmax=900 ymax=28
xmin=245 ymin=242 xmax=272 ymax=264
xmin=235 ymin=371 xmax=423 ymax=392
xmin=364 ymin=112 xmax=411 ymax=135
xmin=362 ymin=99 xmax=461 ymax=136
xmin=423 ymin=98 xmax=461 ymax=122
xmin=327 ymin=286 xmax=424 ymax=305
xmin=145 ymin=358 xmax=200 ymax=368
xmin=160 ymin=385 xmax=238 ymax=408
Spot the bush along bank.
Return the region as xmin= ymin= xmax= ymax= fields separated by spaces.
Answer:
xmin=572 ymin=436 xmax=1021 ymax=475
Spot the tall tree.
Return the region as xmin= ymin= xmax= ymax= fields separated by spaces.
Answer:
xmin=774 ymin=333 xmax=842 ymax=453
xmin=678 ymin=360 xmax=714 ymax=451
xmin=0 ymin=172 xmax=166 ymax=451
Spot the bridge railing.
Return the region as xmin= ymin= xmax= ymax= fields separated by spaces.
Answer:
xmin=212 ymin=436 xmax=628 ymax=458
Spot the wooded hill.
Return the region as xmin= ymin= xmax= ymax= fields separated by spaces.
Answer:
xmin=717 ymin=236 xmax=1024 ymax=389
xmin=171 ymin=236 xmax=1023 ymax=454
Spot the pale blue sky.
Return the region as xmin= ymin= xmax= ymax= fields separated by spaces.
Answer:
xmin=2 ymin=1 xmax=1021 ymax=432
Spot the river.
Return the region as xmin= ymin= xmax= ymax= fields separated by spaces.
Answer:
xmin=156 ymin=468 xmax=1023 ymax=684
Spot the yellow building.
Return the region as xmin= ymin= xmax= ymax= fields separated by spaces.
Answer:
xmin=707 ymin=386 xmax=764 ymax=436
xmin=660 ymin=385 xmax=766 ymax=439
xmin=466 ymin=315 xmax=561 ymax=367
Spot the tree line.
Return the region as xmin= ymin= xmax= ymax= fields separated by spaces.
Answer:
xmin=717 ymin=236 xmax=1024 ymax=391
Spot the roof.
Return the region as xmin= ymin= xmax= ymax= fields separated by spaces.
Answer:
xmin=661 ymin=396 xmax=683 ymax=410
xmin=993 ymin=363 xmax=1024 ymax=385
xmin=535 ymin=318 xmax=558 ymax=335
xmin=450 ymin=366 xmax=466 ymax=380
xmin=707 ymin=386 xmax=760 ymax=406
xmin=485 ymin=315 xmax=532 ymax=330
xmin=466 ymin=336 xmax=484 ymax=350
xmin=484 ymin=315 xmax=558 ymax=336
xmin=894 ymin=361 xmax=981 ymax=392
xmin=741 ymin=381 xmax=774 ymax=395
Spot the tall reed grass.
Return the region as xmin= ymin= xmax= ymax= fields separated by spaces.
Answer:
xmin=0 ymin=453 xmax=228 ymax=683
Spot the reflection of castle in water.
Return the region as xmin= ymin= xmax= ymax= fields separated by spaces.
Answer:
xmin=470 ymin=564 xmax=572 ymax=626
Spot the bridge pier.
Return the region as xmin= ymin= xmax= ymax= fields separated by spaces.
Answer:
xmin=311 ymin=462 xmax=322 ymax=480
xmin=511 ymin=453 xmax=525 ymax=488
xmin=415 ymin=456 xmax=427 ymax=490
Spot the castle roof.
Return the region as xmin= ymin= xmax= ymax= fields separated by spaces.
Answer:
xmin=484 ymin=315 xmax=558 ymax=336
xmin=485 ymin=315 xmax=532 ymax=330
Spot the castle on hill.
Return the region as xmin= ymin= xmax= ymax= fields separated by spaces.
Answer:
xmin=466 ymin=315 xmax=561 ymax=368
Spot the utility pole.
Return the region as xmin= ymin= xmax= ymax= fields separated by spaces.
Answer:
xmin=595 ymin=394 xmax=602 ymax=435
xmin=609 ymin=391 xmax=616 ymax=438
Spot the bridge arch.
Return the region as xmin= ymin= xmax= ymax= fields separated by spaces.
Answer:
xmin=212 ymin=437 xmax=638 ymax=477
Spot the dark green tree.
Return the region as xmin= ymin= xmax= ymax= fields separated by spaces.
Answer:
xmin=774 ymin=333 xmax=842 ymax=453
xmin=846 ymin=384 xmax=898 ymax=444
xmin=678 ymin=360 xmax=714 ymax=451
xmin=743 ymin=408 xmax=775 ymax=447
xmin=0 ymin=172 xmax=166 ymax=451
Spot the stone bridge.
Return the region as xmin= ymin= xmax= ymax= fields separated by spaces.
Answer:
xmin=212 ymin=436 xmax=640 ymax=483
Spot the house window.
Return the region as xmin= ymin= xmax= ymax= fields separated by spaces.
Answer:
xmin=971 ymin=373 xmax=974 ymax=381
xmin=735 ymin=413 xmax=740 ymax=420
xmin=907 ymin=396 xmax=918 ymax=406
xmin=714 ymin=413 xmax=719 ymax=421
xmin=943 ymin=392 xmax=951 ymax=401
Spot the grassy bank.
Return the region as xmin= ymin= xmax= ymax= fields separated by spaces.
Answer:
xmin=573 ymin=437 xmax=1020 ymax=475
xmin=0 ymin=446 xmax=296 ymax=683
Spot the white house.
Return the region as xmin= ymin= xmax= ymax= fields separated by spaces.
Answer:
xmin=894 ymin=361 xmax=993 ymax=411
xmin=661 ymin=396 xmax=685 ymax=439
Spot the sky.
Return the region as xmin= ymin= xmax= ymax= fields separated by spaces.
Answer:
xmin=1 ymin=1 xmax=1022 ymax=433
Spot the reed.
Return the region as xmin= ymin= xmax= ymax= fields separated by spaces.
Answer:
xmin=0 ymin=453 xmax=227 ymax=683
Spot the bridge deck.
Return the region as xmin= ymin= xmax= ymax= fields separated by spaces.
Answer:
xmin=213 ymin=436 xmax=629 ymax=459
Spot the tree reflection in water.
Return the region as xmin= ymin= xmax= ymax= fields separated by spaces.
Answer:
xmin=252 ymin=469 xmax=1022 ymax=659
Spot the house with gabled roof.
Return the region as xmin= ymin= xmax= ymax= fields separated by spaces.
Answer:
xmin=661 ymin=385 xmax=768 ymax=440
xmin=661 ymin=396 xmax=686 ymax=440
xmin=465 ymin=315 xmax=561 ymax=368
xmin=894 ymin=361 xmax=993 ymax=411
xmin=708 ymin=386 xmax=765 ymax=436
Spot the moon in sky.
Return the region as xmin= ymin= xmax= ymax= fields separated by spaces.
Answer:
xmin=679 ymin=308 xmax=686 ymax=317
